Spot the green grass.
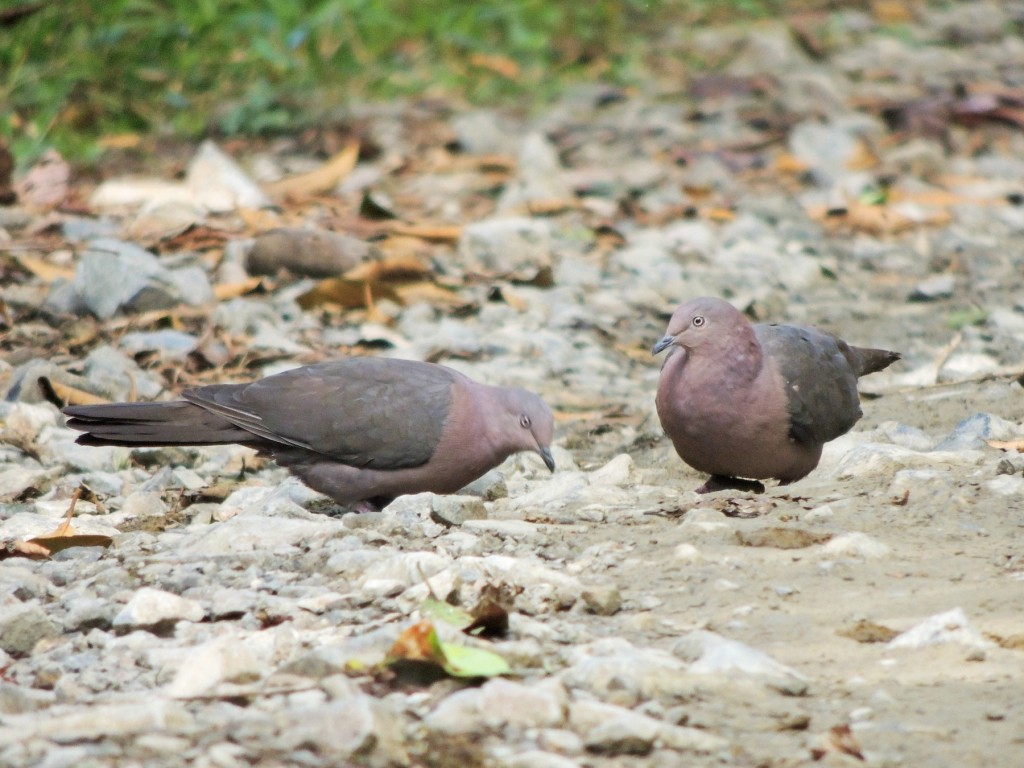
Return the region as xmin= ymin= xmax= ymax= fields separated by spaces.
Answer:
xmin=1 ymin=0 xmax=789 ymax=164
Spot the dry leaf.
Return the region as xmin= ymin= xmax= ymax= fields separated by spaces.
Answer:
xmin=468 ymin=53 xmax=521 ymax=80
xmin=736 ymin=527 xmax=831 ymax=549
xmin=525 ymin=198 xmax=579 ymax=216
xmin=264 ymin=141 xmax=359 ymax=202
xmin=97 ymin=133 xmax=143 ymax=150
xmin=388 ymin=223 xmax=462 ymax=243
xmin=14 ymin=253 xmax=76 ymax=283
xmin=213 ymin=276 xmax=267 ymax=301
xmin=987 ymin=439 xmax=1024 ymax=452
xmin=3 ymin=489 xmax=114 ymax=561
xmin=775 ymin=153 xmax=810 ymax=174
xmin=237 ymin=207 xmax=283 ymax=233
xmin=343 ymin=254 xmax=430 ymax=283
xmin=387 ymin=620 xmax=447 ymax=666
xmin=38 ymin=376 xmax=109 ymax=406
xmin=393 ymin=281 xmax=472 ymax=308
xmin=810 ymin=723 xmax=864 ymax=761
xmin=296 ymin=278 xmax=399 ymax=311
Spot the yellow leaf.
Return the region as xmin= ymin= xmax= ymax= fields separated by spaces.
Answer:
xmin=264 ymin=142 xmax=359 ymax=202
xmin=15 ymin=254 xmax=76 ymax=283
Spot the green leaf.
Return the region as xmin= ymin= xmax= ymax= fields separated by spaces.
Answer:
xmin=421 ymin=597 xmax=473 ymax=628
xmin=439 ymin=642 xmax=511 ymax=678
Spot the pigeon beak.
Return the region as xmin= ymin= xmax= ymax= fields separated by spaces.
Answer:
xmin=651 ymin=334 xmax=675 ymax=355
xmin=538 ymin=446 xmax=556 ymax=472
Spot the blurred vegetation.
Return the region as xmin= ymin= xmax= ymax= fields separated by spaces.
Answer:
xmin=1 ymin=0 xmax=788 ymax=163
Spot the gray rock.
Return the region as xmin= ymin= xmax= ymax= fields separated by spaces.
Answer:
xmin=72 ymin=238 xmax=213 ymax=318
xmin=458 ymin=217 xmax=552 ymax=278
xmin=186 ymin=140 xmax=274 ymax=211
xmin=427 ymin=494 xmax=488 ymax=527
xmin=910 ymin=274 xmax=956 ymax=301
xmin=581 ymin=586 xmax=622 ymax=616
xmin=0 ymin=682 xmax=55 ymax=715
xmin=423 ymin=678 xmax=567 ymax=735
xmin=0 ymin=700 xmax=194 ymax=745
xmin=672 ymin=630 xmax=808 ymax=695
xmin=177 ymin=510 xmax=344 ymax=557
xmin=452 ymin=110 xmax=519 ymax=155
xmin=82 ymin=345 xmax=164 ymax=400
xmin=935 ymin=413 xmax=1021 ymax=451
xmin=458 ymin=468 xmax=508 ymax=501
xmin=560 ymin=639 xmax=696 ymax=706
xmin=119 ymin=330 xmax=199 ymax=362
xmin=888 ymin=607 xmax=992 ymax=652
xmin=112 ymin=587 xmax=204 ymax=631
xmin=570 ymin=700 xmax=725 ymax=756
xmin=0 ymin=466 xmax=53 ymax=501
xmin=498 ymin=132 xmax=573 ymax=210
xmin=499 ymin=750 xmax=582 ymax=768
xmin=246 ymin=227 xmax=372 ymax=278
xmin=0 ymin=602 xmax=59 ymax=654
xmin=268 ymin=696 xmax=406 ymax=764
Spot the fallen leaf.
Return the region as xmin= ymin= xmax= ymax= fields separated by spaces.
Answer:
xmin=213 ymin=276 xmax=267 ymax=301
xmin=736 ymin=527 xmax=832 ymax=549
xmin=837 ymin=619 xmax=899 ymax=643
xmin=810 ymin=723 xmax=864 ymax=761
xmin=343 ymin=254 xmax=431 ymax=283
xmin=468 ymin=53 xmax=520 ymax=80
xmin=422 ymin=598 xmax=474 ymax=628
xmin=13 ymin=254 xmax=76 ymax=283
xmin=385 ymin=620 xmax=510 ymax=679
xmin=296 ymin=277 xmax=399 ymax=310
xmin=3 ymin=489 xmax=114 ymax=560
xmin=97 ymin=133 xmax=143 ymax=150
xmin=38 ymin=376 xmax=109 ymax=406
xmin=987 ymin=439 xmax=1024 ymax=452
xmin=264 ymin=141 xmax=359 ymax=202
xmin=388 ymin=223 xmax=462 ymax=243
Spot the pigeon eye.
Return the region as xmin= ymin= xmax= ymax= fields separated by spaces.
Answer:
xmin=520 ymin=415 xmax=531 ymax=429
xmin=692 ymin=315 xmax=706 ymax=328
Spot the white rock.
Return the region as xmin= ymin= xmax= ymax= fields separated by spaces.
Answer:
xmin=589 ymin=454 xmax=638 ymax=487
xmin=113 ymin=587 xmax=204 ymax=629
xmin=888 ymin=607 xmax=993 ymax=651
xmin=423 ymin=678 xmax=567 ymax=735
xmin=570 ymin=699 xmax=725 ymax=755
xmin=166 ymin=636 xmax=263 ymax=698
xmin=821 ymin=532 xmax=890 ymax=559
xmin=0 ymin=466 xmax=52 ymax=502
xmin=672 ymin=630 xmax=807 ymax=694
xmin=499 ymin=750 xmax=581 ymax=768
xmin=832 ymin=443 xmax=984 ymax=479
xmin=186 ymin=140 xmax=274 ymax=211
xmin=673 ymin=543 xmax=702 ymax=561
xmin=560 ymin=638 xmax=695 ymax=705
xmin=0 ymin=700 xmax=193 ymax=745
xmin=120 ymin=491 xmax=169 ymax=518
xmin=986 ymin=475 xmax=1024 ymax=496
xmin=177 ymin=512 xmax=343 ymax=556
xmin=4 ymin=402 xmax=58 ymax=442
xmin=34 ymin=498 xmax=98 ymax=518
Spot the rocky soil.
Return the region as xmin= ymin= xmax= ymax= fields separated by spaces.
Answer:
xmin=3 ymin=3 xmax=1024 ymax=767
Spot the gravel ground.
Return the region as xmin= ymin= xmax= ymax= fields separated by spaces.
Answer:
xmin=3 ymin=3 xmax=1024 ymax=767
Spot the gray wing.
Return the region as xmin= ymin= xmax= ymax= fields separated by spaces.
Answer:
xmin=754 ymin=324 xmax=862 ymax=446
xmin=183 ymin=358 xmax=456 ymax=469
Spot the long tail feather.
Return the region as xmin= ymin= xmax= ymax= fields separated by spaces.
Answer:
xmin=64 ymin=401 xmax=255 ymax=447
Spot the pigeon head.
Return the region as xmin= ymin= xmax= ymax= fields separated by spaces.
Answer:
xmin=499 ymin=388 xmax=556 ymax=471
xmin=652 ymin=297 xmax=752 ymax=356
